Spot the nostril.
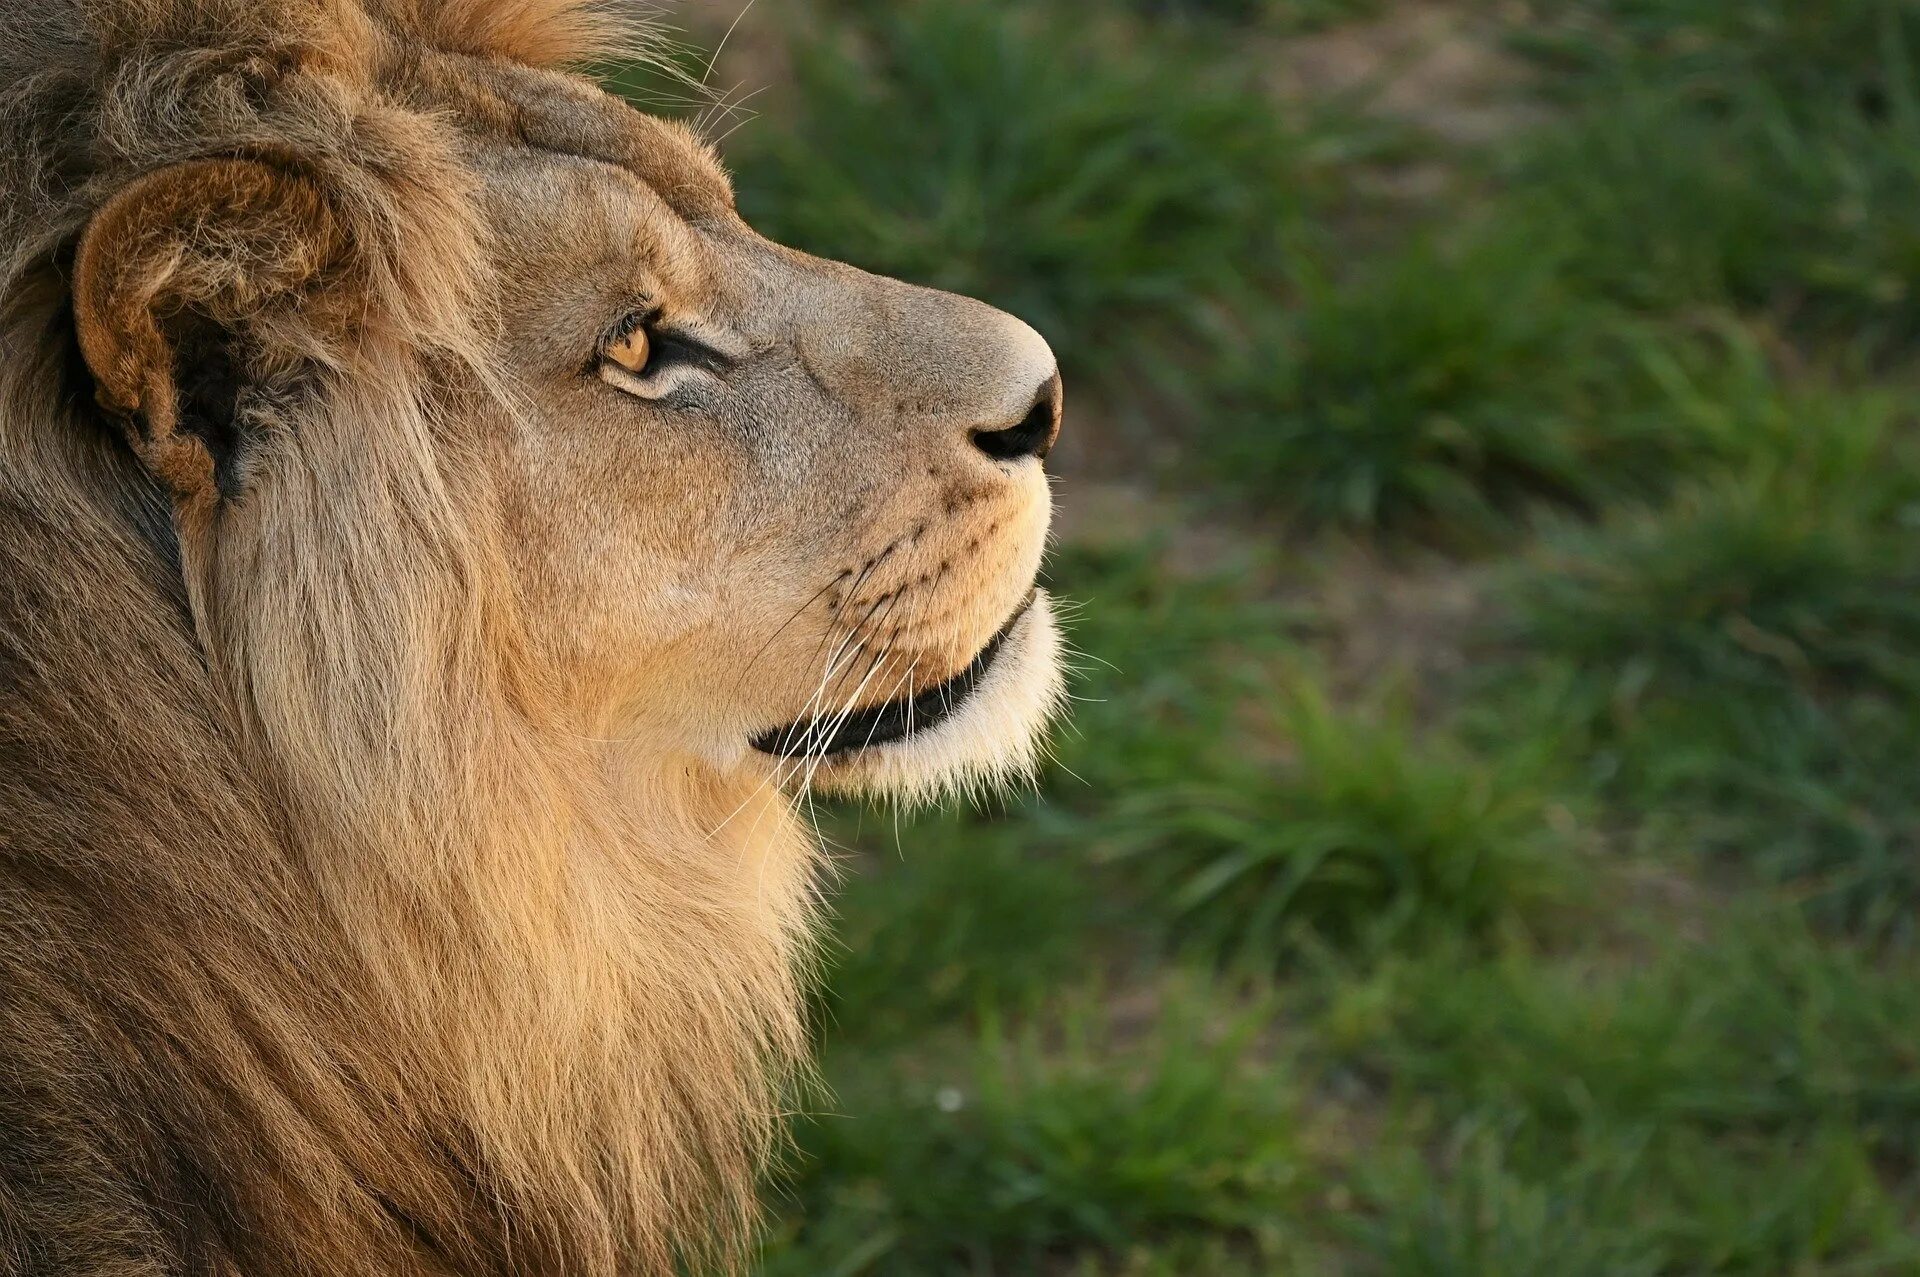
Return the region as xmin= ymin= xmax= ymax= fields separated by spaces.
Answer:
xmin=970 ymin=373 xmax=1063 ymax=463
xmin=971 ymin=400 xmax=1052 ymax=462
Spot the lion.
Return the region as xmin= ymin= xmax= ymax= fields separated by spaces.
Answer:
xmin=0 ymin=1 xmax=1066 ymax=1273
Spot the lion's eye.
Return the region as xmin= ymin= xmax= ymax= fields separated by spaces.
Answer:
xmin=598 ymin=312 xmax=732 ymax=391
xmin=605 ymin=321 xmax=652 ymax=375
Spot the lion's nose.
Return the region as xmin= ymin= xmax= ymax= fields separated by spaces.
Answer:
xmin=970 ymin=372 xmax=1063 ymax=463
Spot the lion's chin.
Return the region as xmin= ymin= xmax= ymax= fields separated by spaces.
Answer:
xmin=796 ymin=591 xmax=1066 ymax=803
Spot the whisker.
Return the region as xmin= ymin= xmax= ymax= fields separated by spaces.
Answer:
xmin=696 ymin=80 xmax=766 ymax=138
xmin=790 ymin=626 xmax=874 ymax=758
xmin=825 ymin=590 xmax=908 ymax=702
xmin=795 ymin=646 xmax=900 ymax=796
xmin=708 ymin=111 xmax=766 ymax=149
xmin=730 ymin=568 xmax=853 ymax=700
xmin=702 ymin=0 xmax=760 ymax=88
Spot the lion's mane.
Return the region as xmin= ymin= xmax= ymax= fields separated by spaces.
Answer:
xmin=0 ymin=4 xmax=817 ymax=1274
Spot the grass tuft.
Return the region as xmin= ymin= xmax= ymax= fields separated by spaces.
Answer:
xmin=1331 ymin=918 xmax=1920 ymax=1272
xmin=1211 ymin=237 xmax=1747 ymax=535
xmin=725 ymin=0 xmax=1321 ymax=379
xmin=1506 ymin=0 xmax=1920 ymax=353
xmin=1093 ymin=680 xmax=1568 ymax=963
xmin=1514 ymin=391 xmax=1920 ymax=706
xmin=1496 ymin=386 xmax=1920 ymax=938
xmin=812 ymin=824 xmax=1100 ymax=1046
xmin=766 ymin=998 xmax=1302 ymax=1275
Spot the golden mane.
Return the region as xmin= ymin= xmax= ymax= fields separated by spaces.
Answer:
xmin=0 ymin=2 xmax=816 ymax=1273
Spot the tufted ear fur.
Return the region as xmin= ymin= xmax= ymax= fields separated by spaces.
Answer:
xmin=72 ymin=159 xmax=346 ymax=505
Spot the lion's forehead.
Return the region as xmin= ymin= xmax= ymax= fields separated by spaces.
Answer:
xmin=397 ymin=54 xmax=737 ymax=227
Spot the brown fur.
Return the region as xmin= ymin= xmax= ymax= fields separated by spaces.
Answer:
xmin=0 ymin=1 xmax=1064 ymax=1274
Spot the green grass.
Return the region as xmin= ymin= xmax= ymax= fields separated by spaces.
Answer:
xmin=724 ymin=0 xmax=1338 ymax=380
xmin=1511 ymin=388 xmax=1920 ymax=708
xmin=1211 ymin=238 xmax=1752 ymax=535
xmin=617 ymin=1 xmax=1920 ymax=1271
xmin=1512 ymin=0 xmax=1920 ymax=110
xmin=1489 ymin=385 xmax=1920 ymax=940
xmin=1507 ymin=86 xmax=1920 ymax=352
xmin=1349 ymin=1119 xmax=1915 ymax=1277
xmin=1329 ymin=920 xmax=1920 ymax=1272
xmin=1127 ymin=0 xmax=1388 ymax=32
xmin=1199 ymin=0 xmax=1920 ymax=528
xmin=1501 ymin=0 xmax=1920 ymax=353
xmin=767 ymin=997 xmax=1303 ymax=1275
xmin=1025 ymin=545 xmax=1562 ymax=965
xmin=1090 ymin=682 xmax=1569 ymax=963
xmin=812 ymin=825 xmax=1100 ymax=1046
xmin=1338 ymin=922 xmax=1920 ymax=1142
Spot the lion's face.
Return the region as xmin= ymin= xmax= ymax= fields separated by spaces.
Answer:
xmin=453 ymin=74 xmax=1064 ymax=796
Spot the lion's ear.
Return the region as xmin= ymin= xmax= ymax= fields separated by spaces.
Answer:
xmin=72 ymin=159 xmax=345 ymax=503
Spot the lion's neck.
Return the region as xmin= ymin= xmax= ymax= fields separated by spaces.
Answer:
xmin=202 ymin=531 xmax=818 ymax=1268
xmin=271 ymin=686 xmax=819 ymax=1273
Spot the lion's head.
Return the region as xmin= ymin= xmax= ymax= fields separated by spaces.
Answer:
xmin=65 ymin=9 xmax=1064 ymax=805
xmin=0 ymin=1 xmax=1065 ymax=1272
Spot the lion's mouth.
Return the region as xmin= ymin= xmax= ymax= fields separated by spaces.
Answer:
xmin=752 ymin=593 xmax=1036 ymax=760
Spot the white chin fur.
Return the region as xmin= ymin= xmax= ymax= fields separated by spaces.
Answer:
xmin=811 ymin=591 xmax=1066 ymax=803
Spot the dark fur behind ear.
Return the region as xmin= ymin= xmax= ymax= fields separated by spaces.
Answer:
xmin=170 ymin=319 xmax=251 ymax=501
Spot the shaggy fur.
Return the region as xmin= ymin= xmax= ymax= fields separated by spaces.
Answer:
xmin=0 ymin=1 xmax=1064 ymax=1274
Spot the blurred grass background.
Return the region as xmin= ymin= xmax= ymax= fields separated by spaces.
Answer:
xmin=629 ymin=2 xmax=1920 ymax=1271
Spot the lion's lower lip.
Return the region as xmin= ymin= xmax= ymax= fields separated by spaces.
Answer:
xmin=752 ymin=594 xmax=1035 ymax=760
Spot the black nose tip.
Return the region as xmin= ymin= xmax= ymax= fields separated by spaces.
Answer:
xmin=970 ymin=372 xmax=1063 ymax=463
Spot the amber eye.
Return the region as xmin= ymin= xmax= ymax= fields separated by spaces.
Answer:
xmin=605 ymin=321 xmax=652 ymax=375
